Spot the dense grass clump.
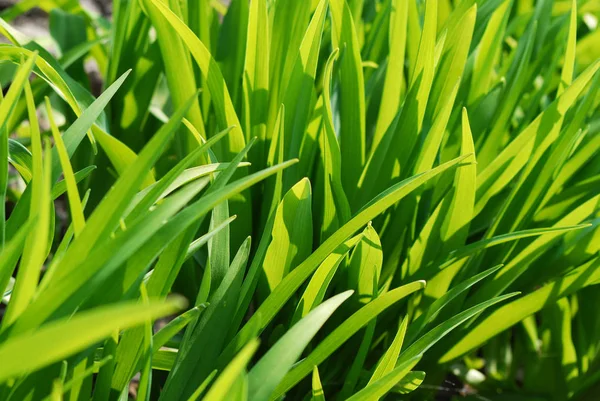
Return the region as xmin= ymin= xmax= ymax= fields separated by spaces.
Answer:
xmin=0 ymin=0 xmax=599 ymax=399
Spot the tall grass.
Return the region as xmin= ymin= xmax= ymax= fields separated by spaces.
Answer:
xmin=0 ymin=0 xmax=599 ymax=400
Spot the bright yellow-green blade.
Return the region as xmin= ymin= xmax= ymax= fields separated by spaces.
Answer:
xmin=44 ymin=97 xmax=85 ymax=236
xmin=2 ymin=80 xmax=51 ymax=327
xmin=0 ymin=297 xmax=185 ymax=383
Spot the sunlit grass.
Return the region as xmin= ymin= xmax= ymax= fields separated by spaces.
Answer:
xmin=0 ymin=0 xmax=599 ymax=400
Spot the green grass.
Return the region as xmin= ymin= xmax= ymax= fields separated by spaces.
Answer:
xmin=0 ymin=0 xmax=599 ymax=400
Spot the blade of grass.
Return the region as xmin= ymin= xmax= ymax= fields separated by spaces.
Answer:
xmin=372 ymin=0 xmax=407 ymax=151
xmin=272 ymin=281 xmax=426 ymax=397
xmin=44 ymin=97 xmax=85 ymax=236
xmin=330 ymin=0 xmax=366 ymax=194
xmin=318 ymin=48 xmax=351 ymax=241
xmin=247 ymin=291 xmax=352 ymax=401
xmin=346 ymin=355 xmax=421 ymax=401
xmin=201 ymin=340 xmax=258 ymax=401
xmin=441 ymin=258 xmax=600 ymax=362
xmin=311 ymin=367 xmax=325 ymax=401
xmin=144 ymin=0 xmax=245 ymax=158
xmin=399 ymin=292 xmax=520 ymax=364
xmin=0 ymin=297 xmax=185 ymax=383
xmin=223 ymin=154 xmax=471 ymax=361
xmin=2 ymin=81 xmax=51 ymax=326
xmin=368 ymin=315 xmax=409 ymax=384
xmin=291 ymin=234 xmax=362 ymax=324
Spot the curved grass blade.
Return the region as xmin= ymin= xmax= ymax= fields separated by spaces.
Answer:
xmin=248 ymin=291 xmax=352 ymax=401
xmin=201 ymin=340 xmax=258 ymax=401
xmin=38 ymin=92 xmax=198 ymax=290
xmin=291 ymin=234 xmax=362 ymax=324
xmin=7 ymin=138 xmax=32 ymax=181
xmin=272 ymin=281 xmax=425 ymax=398
xmin=441 ymin=258 xmax=600 ymax=362
xmin=0 ymin=218 xmax=35 ymax=301
xmin=260 ymin=178 xmax=313 ymax=296
xmin=392 ymin=371 xmax=425 ymax=395
xmin=242 ymin=0 xmax=269 ymax=163
xmin=2 ymin=81 xmax=50 ymax=327
xmin=153 ymin=305 xmax=206 ymax=353
xmin=369 ymin=315 xmax=409 ymax=385
xmin=44 ymin=97 xmax=85 ymax=236
xmin=330 ymin=0 xmax=366 ymax=193
xmin=319 ymin=48 xmax=351 ymax=240
xmin=0 ymin=297 xmax=185 ymax=383
xmin=4 ymin=69 xmax=131 ymax=245
xmin=372 ymin=0 xmax=407 ymax=151
xmin=399 ymin=292 xmax=520 ymax=365
xmin=160 ymin=237 xmax=251 ymax=400
xmin=405 ymin=264 xmax=504 ymax=344
xmin=223 ymin=154 xmax=471 ymax=362
xmin=346 ymin=355 xmax=421 ymax=401
xmin=144 ymin=0 xmax=245 ymax=158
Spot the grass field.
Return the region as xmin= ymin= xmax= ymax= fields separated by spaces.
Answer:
xmin=0 ymin=0 xmax=599 ymax=400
